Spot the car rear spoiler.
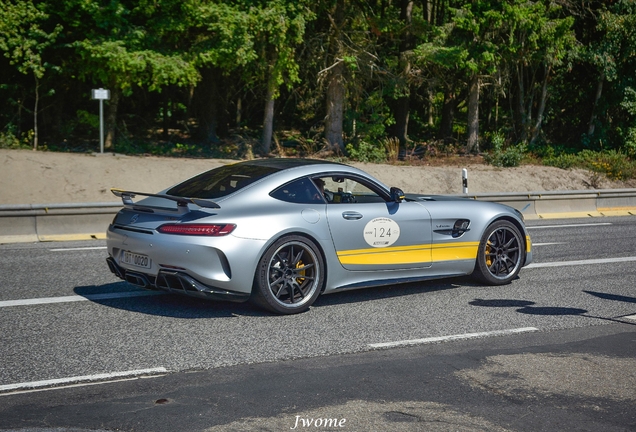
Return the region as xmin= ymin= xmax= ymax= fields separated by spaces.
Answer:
xmin=111 ymin=189 xmax=220 ymax=214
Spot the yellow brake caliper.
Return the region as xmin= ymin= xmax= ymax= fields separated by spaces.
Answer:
xmin=296 ymin=260 xmax=306 ymax=284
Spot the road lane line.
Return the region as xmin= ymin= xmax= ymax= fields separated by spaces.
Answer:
xmin=527 ymin=222 xmax=612 ymax=229
xmin=0 ymin=367 xmax=168 ymax=394
xmin=49 ymin=246 xmax=107 ymax=252
xmin=533 ymin=242 xmax=567 ymax=246
xmin=369 ymin=327 xmax=539 ymax=349
xmin=0 ymin=291 xmax=164 ymax=308
xmin=525 ymin=256 xmax=636 ymax=269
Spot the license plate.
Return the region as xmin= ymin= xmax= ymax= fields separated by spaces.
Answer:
xmin=121 ymin=251 xmax=151 ymax=269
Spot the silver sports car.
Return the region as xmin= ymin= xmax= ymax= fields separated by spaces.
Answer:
xmin=106 ymin=158 xmax=532 ymax=314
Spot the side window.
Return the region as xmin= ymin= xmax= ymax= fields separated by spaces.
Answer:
xmin=315 ymin=175 xmax=387 ymax=204
xmin=270 ymin=178 xmax=325 ymax=204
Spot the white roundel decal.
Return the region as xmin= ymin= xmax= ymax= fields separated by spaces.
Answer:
xmin=363 ymin=217 xmax=400 ymax=247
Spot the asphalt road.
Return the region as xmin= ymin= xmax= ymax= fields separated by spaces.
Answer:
xmin=0 ymin=216 xmax=635 ymax=431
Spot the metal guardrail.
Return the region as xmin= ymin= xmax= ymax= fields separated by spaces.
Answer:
xmin=468 ymin=188 xmax=636 ymax=219
xmin=1 ymin=189 xmax=636 ymax=243
xmin=0 ymin=202 xmax=122 ymax=243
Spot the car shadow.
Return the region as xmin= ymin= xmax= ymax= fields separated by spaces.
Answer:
xmin=469 ymin=293 xmax=636 ymax=325
xmin=73 ymin=283 xmax=267 ymax=318
xmin=470 ymin=297 xmax=589 ymax=316
xmin=314 ymin=277 xmax=469 ymax=308
xmin=75 ymin=277 xmax=472 ymax=317
xmin=583 ymin=290 xmax=636 ymax=304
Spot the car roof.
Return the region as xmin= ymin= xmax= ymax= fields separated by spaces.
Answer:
xmin=236 ymin=158 xmax=346 ymax=170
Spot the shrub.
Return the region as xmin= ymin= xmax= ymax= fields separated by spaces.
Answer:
xmin=484 ymin=133 xmax=526 ymax=167
xmin=543 ymin=148 xmax=636 ymax=180
xmin=0 ymin=129 xmax=32 ymax=149
xmin=346 ymin=140 xmax=387 ymax=163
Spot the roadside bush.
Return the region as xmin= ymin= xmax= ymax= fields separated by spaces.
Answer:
xmin=0 ymin=129 xmax=32 ymax=150
xmin=543 ymin=152 xmax=580 ymax=169
xmin=582 ymin=150 xmax=635 ymax=181
xmin=346 ymin=140 xmax=387 ymax=163
xmin=484 ymin=133 xmax=526 ymax=167
xmin=543 ymin=148 xmax=636 ymax=180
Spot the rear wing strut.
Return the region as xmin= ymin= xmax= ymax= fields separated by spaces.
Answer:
xmin=111 ymin=189 xmax=220 ymax=214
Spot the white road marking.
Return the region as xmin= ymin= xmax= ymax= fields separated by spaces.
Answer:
xmin=369 ymin=327 xmax=539 ymax=349
xmin=527 ymin=222 xmax=612 ymax=230
xmin=532 ymin=242 xmax=567 ymax=246
xmin=624 ymin=314 xmax=636 ymax=321
xmin=49 ymin=246 xmax=107 ymax=252
xmin=0 ymin=367 xmax=168 ymax=394
xmin=525 ymin=256 xmax=636 ymax=269
xmin=0 ymin=291 xmax=163 ymax=308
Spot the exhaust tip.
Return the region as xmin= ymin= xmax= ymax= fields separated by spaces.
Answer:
xmin=106 ymin=257 xmax=124 ymax=279
xmin=125 ymin=272 xmax=149 ymax=288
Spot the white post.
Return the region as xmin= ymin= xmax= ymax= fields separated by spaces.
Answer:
xmin=99 ymin=98 xmax=104 ymax=154
xmin=91 ymin=88 xmax=110 ymax=154
xmin=462 ymin=168 xmax=468 ymax=194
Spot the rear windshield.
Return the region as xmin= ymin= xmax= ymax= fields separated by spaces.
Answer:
xmin=166 ymin=164 xmax=280 ymax=199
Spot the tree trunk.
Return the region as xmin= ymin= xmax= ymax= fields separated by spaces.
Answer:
xmin=466 ymin=75 xmax=480 ymax=153
xmin=392 ymin=0 xmax=414 ymax=148
xmin=262 ymin=49 xmax=279 ymax=154
xmin=324 ymin=0 xmax=346 ymax=153
xmin=193 ymin=67 xmax=221 ymax=144
xmin=516 ymin=63 xmax=528 ymax=143
xmin=105 ymin=86 xmax=120 ymax=150
xmin=325 ymin=61 xmax=345 ymax=152
xmin=236 ymin=97 xmax=242 ymax=126
xmin=33 ymin=75 xmax=39 ymax=151
xmin=427 ymin=88 xmax=435 ymax=126
xmin=262 ymin=84 xmax=276 ymax=154
xmin=162 ymin=95 xmax=169 ymax=140
xmin=530 ymin=64 xmax=550 ymax=146
xmin=424 ymin=0 xmax=433 ymax=23
xmin=588 ymin=71 xmax=604 ymax=136
xmin=439 ymin=86 xmax=456 ymax=142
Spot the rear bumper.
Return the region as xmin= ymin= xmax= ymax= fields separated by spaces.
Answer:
xmin=106 ymin=257 xmax=250 ymax=303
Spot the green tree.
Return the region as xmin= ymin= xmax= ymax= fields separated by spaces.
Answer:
xmin=450 ymin=0 xmax=505 ymax=153
xmin=585 ymin=0 xmax=636 ymax=152
xmin=501 ymin=0 xmax=576 ymax=145
xmin=0 ymin=0 xmax=61 ymax=150
xmin=62 ymin=0 xmax=199 ymax=149
xmin=317 ymin=0 xmax=385 ymax=153
xmin=250 ymin=0 xmax=313 ymax=154
xmin=188 ymin=0 xmax=256 ymax=143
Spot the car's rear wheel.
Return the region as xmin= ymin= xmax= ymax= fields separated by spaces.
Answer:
xmin=252 ymin=235 xmax=324 ymax=314
xmin=473 ymin=220 xmax=524 ymax=285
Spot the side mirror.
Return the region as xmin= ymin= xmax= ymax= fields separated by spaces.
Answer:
xmin=390 ymin=187 xmax=405 ymax=203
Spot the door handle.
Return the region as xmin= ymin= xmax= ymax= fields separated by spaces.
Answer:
xmin=342 ymin=211 xmax=363 ymax=220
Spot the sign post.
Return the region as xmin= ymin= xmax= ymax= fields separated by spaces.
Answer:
xmin=91 ymin=88 xmax=110 ymax=153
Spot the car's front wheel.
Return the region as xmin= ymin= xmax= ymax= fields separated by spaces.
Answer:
xmin=473 ymin=220 xmax=524 ymax=285
xmin=252 ymin=235 xmax=324 ymax=314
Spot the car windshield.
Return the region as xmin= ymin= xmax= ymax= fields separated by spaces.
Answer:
xmin=166 ymin=163 xmax=280 ymax=199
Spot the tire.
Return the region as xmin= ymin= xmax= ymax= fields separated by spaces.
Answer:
xmin=252 ymin=235 xmax=325 ymax=314
xmin=473 ymin=220 xmax=525 ymax=285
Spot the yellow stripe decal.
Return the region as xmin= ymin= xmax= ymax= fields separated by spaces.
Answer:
xmin=431 ymin=242 xmax=479 ymax=262
xmin=337 ymin=242 xmax=479 ymax=265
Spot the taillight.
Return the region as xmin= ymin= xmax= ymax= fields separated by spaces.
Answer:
xmin=157 ymin=224 xmax=236 ymax=236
